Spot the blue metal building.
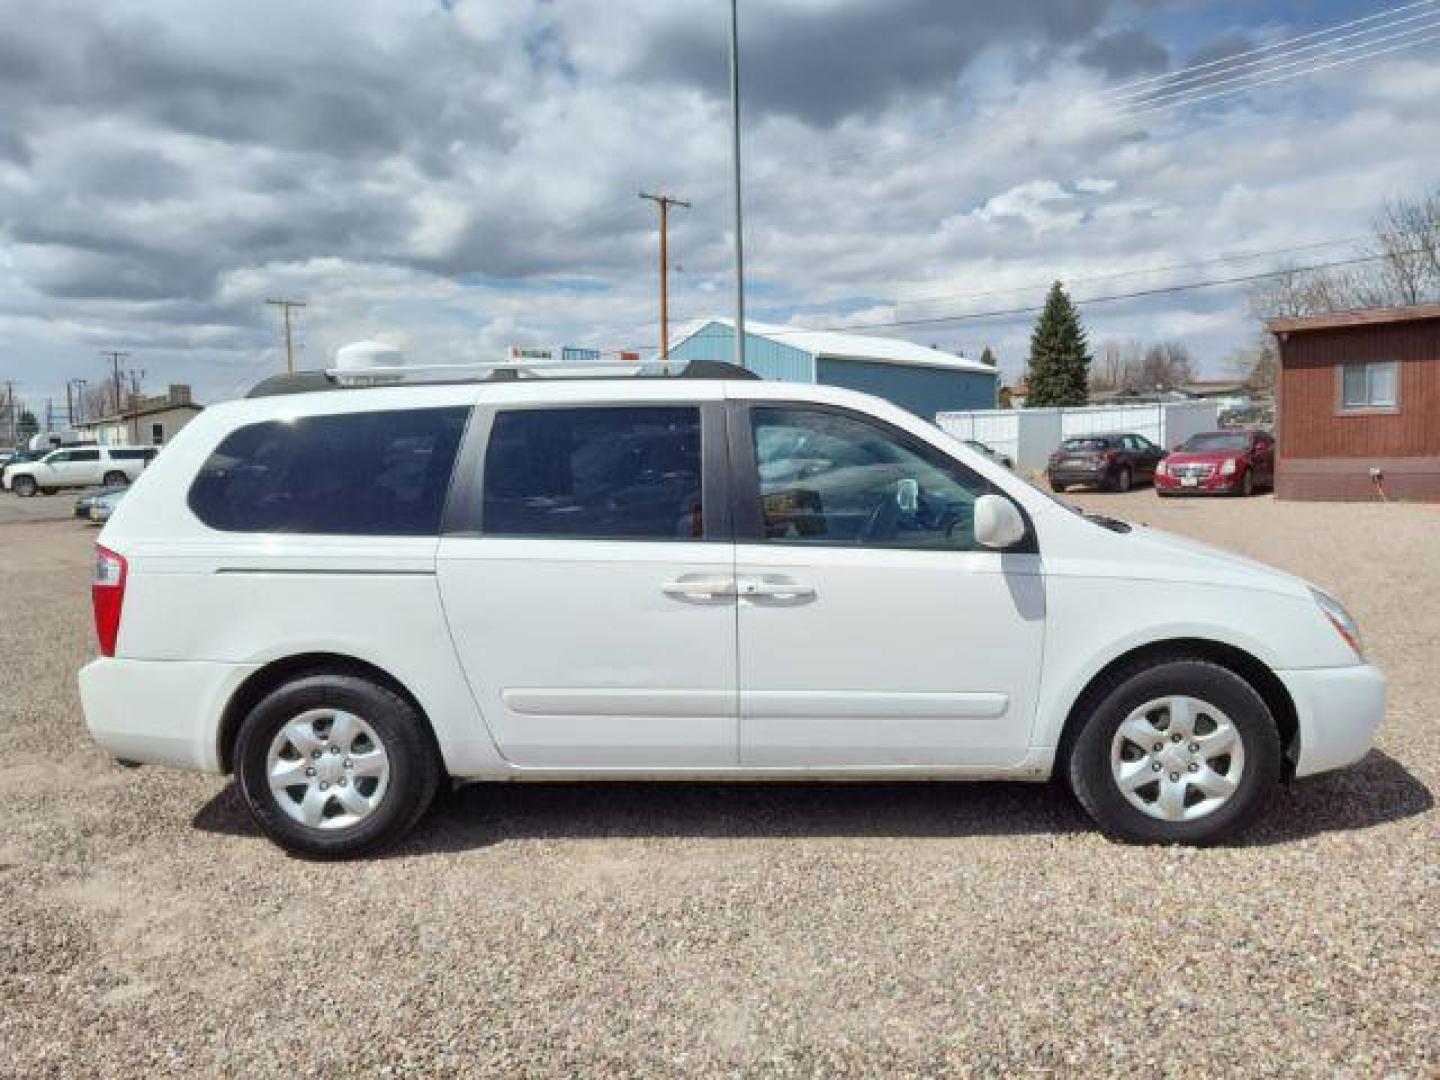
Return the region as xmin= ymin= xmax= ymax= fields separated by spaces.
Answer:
xmin=666 ymin=319 xmax=997 ymax=419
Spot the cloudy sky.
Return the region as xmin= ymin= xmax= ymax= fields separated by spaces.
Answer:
xmin=1 ymin=0 xmax=1436 ymax=417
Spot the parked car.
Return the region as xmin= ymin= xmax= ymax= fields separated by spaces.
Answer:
xmin=0 ymin=447 xmax=49 ymax=488
xmin=962 ymin=439 xmax=1014 ymax=469
xmin=1156 ymin=430 xmax=1275 ymax=497
xmin=88 ymin=488 xmax=128 ymax=524
xmin=3 ymin=445 xmax=156 ymax=497
xmin=74 ymin=486 xmax=129 ymax=519
xmin=1047 ymin=433 xmax=1164 ymax=492
xmin=80 ymin=354 xmax=1384 ymax=857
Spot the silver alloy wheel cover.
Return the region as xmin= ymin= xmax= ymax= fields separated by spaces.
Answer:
xmin=1110 ymin=695 xmax=1246 ymax=823
xmin=266 ymin=709 xmax=391 ymax=830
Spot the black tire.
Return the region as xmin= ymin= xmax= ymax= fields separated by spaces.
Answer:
xmin=1111 ymin=466 xmax=1132 ymax=493
xmin=1238 ymin=469 xmax=1254 ymax=497
xmin=13 ymin=475 xmax=36 ymax=498
xmin=235 ymin=673 xmax=442 ymax=859
xmin=1066 ymin=658 xmax=1281 ymax=845
xmin=102 ymin=471 xmax=129 ymax=487
xmin=1049 ymin=479 xmax=1066 ymax=493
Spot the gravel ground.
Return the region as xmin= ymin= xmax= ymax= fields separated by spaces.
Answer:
xmin=0 ymin=492 xmax=1436 ymax=1077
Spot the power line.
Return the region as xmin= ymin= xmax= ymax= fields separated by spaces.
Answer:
xmin=667 ymin=251 xmax=1410 ymax=339
xmin=1103 ymin=0 xmax=1438 ymax=100
xmin=1118 ymin=22 xmax=1440 ymax=117
xmin=882 ymin=235 xmax=1369 ymax=313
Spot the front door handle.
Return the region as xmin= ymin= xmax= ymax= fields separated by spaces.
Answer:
xmin=739 ymin=576 xmax=816 ymax=601
xmin=662 ymin=575 xmax=737 ymax=600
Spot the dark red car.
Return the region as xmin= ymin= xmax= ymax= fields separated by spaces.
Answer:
xmin=1155 ymin=430 xmax=1275 ymax=497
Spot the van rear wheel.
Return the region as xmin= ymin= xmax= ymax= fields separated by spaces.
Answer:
xmin=1066 ymin=659 xmax=1281 ymax=845
xmin=235 ymin=673 xmax=442 ymax=859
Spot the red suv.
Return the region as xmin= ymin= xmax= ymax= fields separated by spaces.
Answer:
xmin=1155 ymin=430 xmax=1275 ymax=497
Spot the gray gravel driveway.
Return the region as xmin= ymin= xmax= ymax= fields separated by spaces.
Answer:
xmin=0 ymin=492 xmax=1435 ymax=1076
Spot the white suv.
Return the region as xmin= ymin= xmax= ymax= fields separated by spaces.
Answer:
xmin=5 ymin=445 xmax=155 ymax=496
xmin=79 ymin=355 xmax=1385 ymax=857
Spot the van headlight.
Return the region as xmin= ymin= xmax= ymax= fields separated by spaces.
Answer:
xmin=1220 ymin=458 xmax=1238 ymax=476
xmin=1311 ymin=587 xmax=1363 ymax=658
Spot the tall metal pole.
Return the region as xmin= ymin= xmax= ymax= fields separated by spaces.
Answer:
xmin=727 ymin=0 xmax=746 ymax=369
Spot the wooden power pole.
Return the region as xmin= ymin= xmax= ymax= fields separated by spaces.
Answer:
xmin=639 ymin=192 xmax=690 ymax=360
xmin=100 ymin=350 xmax=130 ymax=414
xmin=265 ymin=298 xmax=307 ymax=374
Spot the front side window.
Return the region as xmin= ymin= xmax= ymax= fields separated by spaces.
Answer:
xmin=70 ymin=449 xmax=101 ymax=462
xmin=1340 ymin=361 xmax=1398 ymax=410
xmin=483 ymin=406 xmax=703 ymax=540
xmin=189 ymin=406 xmax=469 ymax=535
xmin=751 ymin=406 xmax=991 ymax=550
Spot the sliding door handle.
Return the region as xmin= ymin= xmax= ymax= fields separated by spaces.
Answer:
xmin=739 ymin=577 xmax=815 ymax=601
xmin=662 ymin=575 xmax=737 ymax=600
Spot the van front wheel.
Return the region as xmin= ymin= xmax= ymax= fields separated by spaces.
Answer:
xmin=235 ymin=673 xmax=442 ymax=859
xmin=1066 ymin=659 xmax=1281 ymax=845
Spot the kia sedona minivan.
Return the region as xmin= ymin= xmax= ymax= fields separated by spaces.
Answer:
xmin=79 ymin=350 xmax=1385 ymax=858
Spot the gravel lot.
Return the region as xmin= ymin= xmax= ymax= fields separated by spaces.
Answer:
xmin=1 ymin=491 xmax=1435 ymax=1077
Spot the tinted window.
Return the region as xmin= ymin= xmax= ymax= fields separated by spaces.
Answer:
xmin=110 ymin=448 xmax=156 ymax=461
xmin=1060 ymin=437 xmax=1111 ymax=452
xmin=752 ymin=407 xmax=990 ymax=550
xmin=483 ymin=407 xmax=703 ymax=540
xmin=68 ymin=449 xmax=101 ymax=462
xmin=189 ymin=407 xmax=469 ymax=535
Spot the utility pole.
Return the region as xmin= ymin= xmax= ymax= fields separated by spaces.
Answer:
xmin=69 ymin=379 xmax=87 ymax=425
xmin=638 ymin=191 xmax=690 ymax=360
xmin=727 ymin=0 xmax=746 ymax=370
xmin=100 ymin=351 xmax=130 ymax=414
xmin=265 ymin=298 xmax=306 ymax=374
xmin=2 ymin=382 xmax=13 ymax=448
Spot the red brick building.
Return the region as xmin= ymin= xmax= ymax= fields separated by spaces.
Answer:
xmin=1269 ymin=304 xmax=1440 ymax=501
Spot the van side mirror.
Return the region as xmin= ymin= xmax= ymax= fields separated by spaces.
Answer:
xmin=895 ymin=478 xmax=919 ymax=513
xmin=974 ymin=493 xmax=1025 ymax=549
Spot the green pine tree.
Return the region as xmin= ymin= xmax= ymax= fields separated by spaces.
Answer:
xmin=1024 ymin=282 xmax=1091 ymax=407
xmin=16 ymin=409 xmax=39 ymax=442
xmin=979 ymin=345 xmax=997 ymax=367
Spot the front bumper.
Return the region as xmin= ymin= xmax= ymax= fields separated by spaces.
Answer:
xmin=1277 ymin=663 xmax=1386 ymax=778
xmin=79 ymin=657 xmax=259 ymax=773
xmin=1155 ymin=467 xmax=1246 ymax=494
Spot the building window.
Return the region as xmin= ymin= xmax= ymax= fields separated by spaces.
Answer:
xmin=150 ymin=422 xmax=164 ymax=445
xmin=1339 ymin=361 xmax=1398 ymax=411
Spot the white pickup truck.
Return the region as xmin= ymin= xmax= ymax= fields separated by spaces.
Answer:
xmin=3 ymin=445 xmax=156 ymax=496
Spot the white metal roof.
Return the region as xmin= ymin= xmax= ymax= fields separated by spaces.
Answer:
xmin=681 ymin=318 xmax=995 ymax=374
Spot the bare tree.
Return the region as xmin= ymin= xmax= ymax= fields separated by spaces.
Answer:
xmin=1367 ymin=186 xmax=1440 ymax=306
xmin=1225 ymin=336 xmax=1278 ymax=393
xmin=1140 ymin=341 xmax=1194 ymax=389
xmin=1249 ymin=183 xmax=1440 ymax=320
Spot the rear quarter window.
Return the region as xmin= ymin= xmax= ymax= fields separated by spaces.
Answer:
xmin=188 ymin=407 xmax=469 ymax=535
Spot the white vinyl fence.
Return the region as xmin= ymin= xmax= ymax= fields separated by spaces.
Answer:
xmin=935 ymin=401 xmax=1219 ymax=474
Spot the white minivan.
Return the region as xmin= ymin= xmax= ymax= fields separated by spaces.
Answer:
xmin=79 ymin=353 xmax=1385 ymax=857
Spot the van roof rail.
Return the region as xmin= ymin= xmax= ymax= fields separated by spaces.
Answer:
xmin=246 ymin=357 xmax=759 ymax=398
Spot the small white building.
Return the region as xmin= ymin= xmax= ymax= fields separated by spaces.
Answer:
xmin=76 ymin=385 xmax=203 ymax=447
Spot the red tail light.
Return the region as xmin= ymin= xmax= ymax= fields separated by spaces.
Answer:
xmin=92 ymin=545 xmax=128 ymax=657
xmin=1103 ymin=450 xmax=1118 ymax=463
